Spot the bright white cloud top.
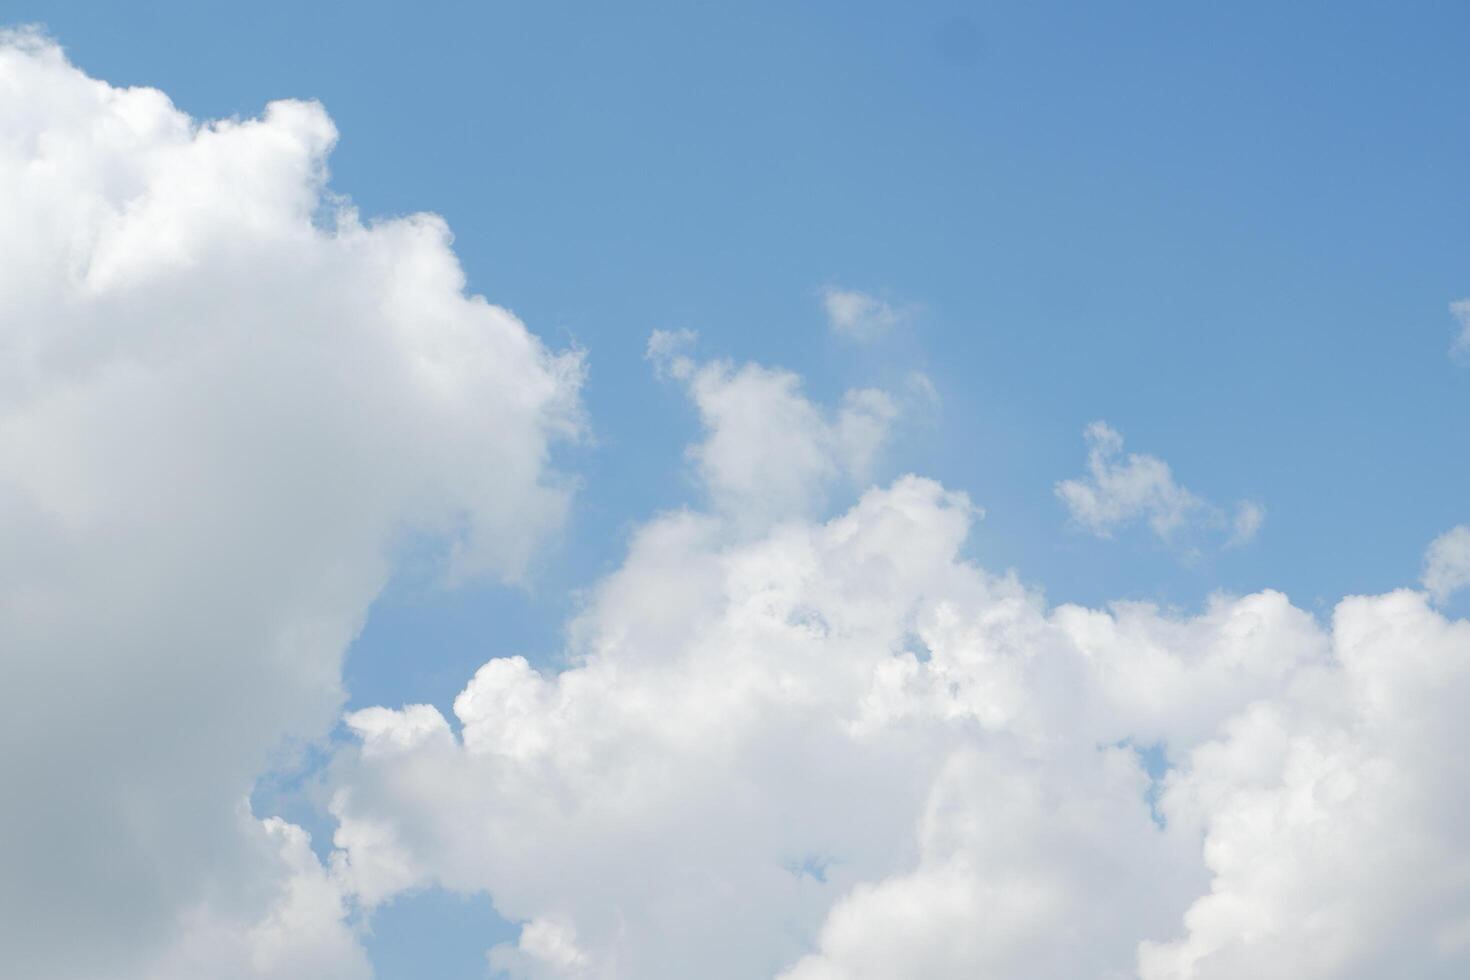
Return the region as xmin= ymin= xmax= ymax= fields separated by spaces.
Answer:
xmin=5 ymin=29 xmax=1470 ymax=980
xmin=335 ymin=403 xmax=1470 ymax=979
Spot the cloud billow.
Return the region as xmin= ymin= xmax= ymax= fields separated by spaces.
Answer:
xmin=0 ymin=32 xmax=581 ymax=979
xmin=6 ymin=29 xmax=1470 ymax=980
xmin=332 ymin=364 xmax=1470 ymax=980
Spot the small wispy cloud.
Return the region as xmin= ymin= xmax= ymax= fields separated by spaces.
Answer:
xmin=1056 ymin=421 xmax=1262 ymax=554
xmin=820 ymin=286 xmax=912 ymax=342
xmin=1451 ymin=300 xmax=1470 ymax=357
xmin=1055 ymin=422 xmax=1202 ymax=540
xmin=645 ymin=327 xmax=698 ymax=380
xmin=1228 ymin=500 xmax=1266 ymax=548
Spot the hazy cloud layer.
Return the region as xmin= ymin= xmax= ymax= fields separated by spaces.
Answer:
xmin=0 ymin=32 xmax=581 ymax=978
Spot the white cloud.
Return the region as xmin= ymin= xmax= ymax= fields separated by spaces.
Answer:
xmin=1056 ymin=422 xmax=1260 ymax=553
xmin=820 ymin=287 xmax=911 ymax=342
xmin=488 ymin=919 xmax=591 ymax=978
xmin=1138 ymin=591 xmax=1470 ymax=980
xmin=648 ymin=330 xmax=898 ymax=527
xmin=0 ymin=32 xmax=581 ymax=978
xmin=8 ymin=28 xmax=1467 ymax=980
xmin=1424 ymin=525 xmax=1470 ymax=605
xmin=325 ymin=358 xmax=1469 ymax=979
xmin=149 ymin=817 xmax=369 ymax=980
xmin=1055 ymin=422 xmax=1204 ymax=539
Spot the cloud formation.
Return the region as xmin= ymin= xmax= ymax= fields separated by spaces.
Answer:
xmin=327 ymin=358 xmax=1470 ymax=979
xmin=7 ymin=29 xmax=1468 ymax=980
xmin=648 ymin=330 xmax=898 ymax=526
xmin=820 ymin=287 xmax=911 ymax=342
xmin=0 ymin=32 xmax=581 ymax=978
xmin=1056 ymin=422 xmax=1261 ymax=551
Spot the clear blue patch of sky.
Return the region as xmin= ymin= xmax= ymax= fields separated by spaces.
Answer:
xmin=360 ymin=888 xmax=515 ymax=980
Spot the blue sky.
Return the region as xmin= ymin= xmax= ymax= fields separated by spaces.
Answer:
xmin=30 ymin=0 xmax=1468 ymax=678
xmin=7 ymin=4 xmax=1470 ymax=978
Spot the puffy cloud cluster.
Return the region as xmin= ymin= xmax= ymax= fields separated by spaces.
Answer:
xmin=328 ymin=355 xmax=1470 ymax=978
xmin=0 ymin=32 xmax=581 ymax=978
xmin=1138 ymin=590 xmax=1470 ymax=980
xmin=1056 ymin=421 xmax=1262 ymax=551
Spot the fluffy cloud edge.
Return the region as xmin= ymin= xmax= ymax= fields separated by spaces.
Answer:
xmin=0 ymin=30 xmax=584 ymax=978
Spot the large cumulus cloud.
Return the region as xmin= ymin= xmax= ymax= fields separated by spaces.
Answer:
xmin=0 ymin=31 xmax=581 ymax=978
xmin=326 ymin=346 xmax=1470 ymax=978
xmin=7 ymin=28 xmax=1470 ymax=980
